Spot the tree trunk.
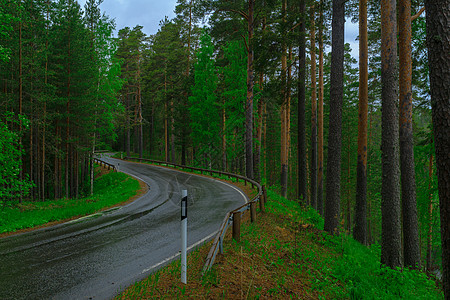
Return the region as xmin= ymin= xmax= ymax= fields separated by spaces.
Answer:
xmin=138 ymin=53 xmax=143 ymax=159
xmin=317 ymin=0 xmax=324 ymax=215
xmin=354 ymin=0 xmax=368 ymax=245
xmin=66 ymin=29 xmax=71 ymax=199
xmin=171 ymin=100 xmax=175 ymax=163
xmin=164 ymin=73 xmax=169 ymax=162
xmin=426 ymin=154 xmax=433 ymax=273
xmin=245 ymin=0 xmax=254 ymax=179
xmin=19 ymin=5 xmax=23 ymax=203
xmin=399 ymin=0 xmax=421 ymax=269
xmin=380 ymin=0 xmax=402 ymax=268
xmin=255 ymin=72 xmax=264 ymax=182
xmin=324 ymin=0 xmax=344 ymax=235
xmin=298 ymin=0 xmax=307 ymax=204
xmin=310 ymin=4 xmax=318 ymax=210
xmin=280 ymin=0 xmax=288 ymax=198
xmin=425 ymin=0 xmax=450 ymax=297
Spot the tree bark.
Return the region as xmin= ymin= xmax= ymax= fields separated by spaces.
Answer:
xmin=317 ymin=0 xmax=324 ymax=215
xmin=19 ymin=3 xmax=23 ymax=203
xmin=380 ymin=0 xmax=402 ymax=269
xmin=245 ymin=0 xmax=254 ymax=179
xmin=255 ymin=72 xmax=264 ymax=182
xmin=425 ymin=0 xmax=450 ymax=297
xmin=354 ymin=0 xmax=368 ymax=245
xmin=298 ymin=0 xmax=307 ymax=204
xmin=65 ymin=25 xmax=71 ymax=199
xmin=280 ymin=0 xmax=288 ymax=198
xmin=426 ymin=154 xmax=433 ymax=273
xmin=324 ymin=0 xmax=344 ymax=235
xmin=310 ymin=4 xmax=318 ymax=210
xmin=399 ymin=0 xmax=421 ymax=269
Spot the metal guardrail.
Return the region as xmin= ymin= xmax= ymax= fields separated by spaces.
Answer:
xmin=93 ymin=158 xmax=117 ymax=172
xmin=123 ymin=156 xmax=266 ymax=274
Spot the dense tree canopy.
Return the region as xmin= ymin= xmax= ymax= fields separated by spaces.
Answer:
xmin=1 ymin=0 xmax=447 ymax=296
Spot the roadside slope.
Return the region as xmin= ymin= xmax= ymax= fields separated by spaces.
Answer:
xmin=0 ymin=165 xmax=144 ymax=237
xmin=118 ymin=188 xmax=443 ymax=299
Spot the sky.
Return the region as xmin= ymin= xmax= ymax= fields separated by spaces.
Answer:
xmin=77 ymin=0 xmax=359 ymax=61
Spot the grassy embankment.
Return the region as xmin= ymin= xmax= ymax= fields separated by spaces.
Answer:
xmin=0 ymin=165 xmax=142 ymax=235
xmin=118 ymin=187 xmax=443 ymax=299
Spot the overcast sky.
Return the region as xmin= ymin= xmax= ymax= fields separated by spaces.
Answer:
xmin=78 ymin=0 xmax=359 ymax=61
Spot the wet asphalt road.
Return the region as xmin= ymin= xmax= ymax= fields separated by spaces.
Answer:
xmin=0 ymin=156 xmax=247 ymax=299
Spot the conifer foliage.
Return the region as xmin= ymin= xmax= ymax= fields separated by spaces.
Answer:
xmin=1 ymin=0 xmax=448 ymax=294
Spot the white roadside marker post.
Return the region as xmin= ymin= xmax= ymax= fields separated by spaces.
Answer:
xmin=181 ymin=190 xmax=188 ymax=284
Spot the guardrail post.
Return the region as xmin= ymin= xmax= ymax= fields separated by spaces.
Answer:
xmin=259 ymin=194 xmax=265 ymax=213
xmin=250 ymin=202 xmax=256 ymax=222
xmin=263 ymin=185 xmax=267 ymax=204
xmin=219 ymin=236 xmax=223 ymax=254
xmin=232 ymin=211 xmax=241 ymax=243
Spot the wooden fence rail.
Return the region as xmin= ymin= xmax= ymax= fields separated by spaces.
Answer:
xmin=123 ymin=156 xmax=266 ymax=273
xmin=93 ymin=158 xmax=117 ymax=172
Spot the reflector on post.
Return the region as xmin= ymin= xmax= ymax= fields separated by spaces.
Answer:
xmin=181 ymin=192 xmax=187 ymax=220
xmin=181 ymin=190 xmax=187 ymax=284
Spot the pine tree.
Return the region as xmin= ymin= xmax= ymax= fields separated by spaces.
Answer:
xmin=324 ymin=0 xmax=345 ymax=235
xmin=354 ymin=0 xmax=368 ymax=245
xmin=189 ymin=31 xmax=219 ymax=168
xmin=425 ymin=0 xmax=450 ymax=296
xmin=380 ymin=0 xmax=401 ymax=268
xmin=398 ymin=0 xmax=420 ymax=268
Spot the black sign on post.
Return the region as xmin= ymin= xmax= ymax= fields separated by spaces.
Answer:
xmin=181 ymin=195 xmax=187 ymax=220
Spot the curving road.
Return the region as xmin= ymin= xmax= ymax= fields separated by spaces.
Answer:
xmin=0 ymin=156 xmax=247 ymax=299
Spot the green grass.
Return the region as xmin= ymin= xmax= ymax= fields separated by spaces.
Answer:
xmin=265 ymin=189 xmax=443 ymax=300
xmin=117 ymin=184 xmax=442 ymax=299
xmin=0 ymin=169 xmax=140 ymax=234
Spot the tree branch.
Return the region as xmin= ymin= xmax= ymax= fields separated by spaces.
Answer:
xmin=411 ymin=7 xmax=425 ymax=22
xmin=216 ymin=8 xmax=249 ymax=21
xmin=241 ymin=33 xmax=249 ymax=52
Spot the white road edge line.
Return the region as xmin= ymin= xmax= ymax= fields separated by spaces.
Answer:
xmin=141 ymin=231 xmax=217 ymax=274
xmin=116 ymin=158 xmax=250 ymax=277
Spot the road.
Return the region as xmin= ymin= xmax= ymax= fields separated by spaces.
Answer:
xmin=0 ymin=156 xmax=247 ymax=299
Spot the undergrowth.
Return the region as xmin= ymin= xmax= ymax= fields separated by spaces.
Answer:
xmin=0 ymin=167 xmax=140 ymax=234
xmin=117 ymin=185 xmax=443 ymax=299
xmin=266 ymin=189 xmax=443 ymax=299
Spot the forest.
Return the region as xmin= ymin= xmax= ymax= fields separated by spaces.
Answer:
xmin=0 ymin=0 xmax=449 ymax=298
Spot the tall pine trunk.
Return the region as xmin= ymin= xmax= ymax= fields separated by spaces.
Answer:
xmin=425 ymin=0 xmax=450 ymax=296
xmin=65 ymin=26 xmax=71 ymax=199
xmin=245 ymin=0 xmax=254 ymax=179
xmin=324 ymin=0 xmax=344 ymax=235
xmin=399 ymin=0 xmax=420 ymax=268
xmin=380 ymin=0 xmax=401 ymax=268
xmin=310 ymin=4 xmax=317 ymax=210
xmin=298 ymin=0 xmax=307 ymax=204
xmin=426 ymin=154 xmax=433 ymax=273
xmin=280 ymin=0 xmax=288 ymax=198
xmin=354 ymin=0 xmax=368 ymax=245
xmin=317 ymin=0 xmax=324 ymax=215
xmin=19 ymin=3 xmax=23 ymax=203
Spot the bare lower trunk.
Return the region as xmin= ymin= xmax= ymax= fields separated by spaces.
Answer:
xmin=310 ymin=4 xmax=317 ymax=210
xmin=399 ymin=0 xmax=420 ymax=268
xmin=425 ymin=0 xmax=450 ymax=296
xmin=380 ymin=0 xmax=401 ymax=268
xmin=324 ymin=0 xmax=345 ymax=235
xmin=317 ymin=0 xmax=324 ymax=215
xmin=354 ymin=0 xmax=368 ymax=245
xmin=245 ymin=0 xmax=255 ymax=179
